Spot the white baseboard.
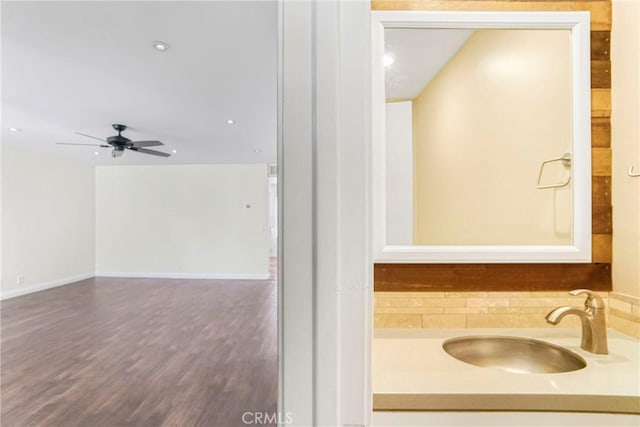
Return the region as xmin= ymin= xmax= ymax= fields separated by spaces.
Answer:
xmin=95 ymin=272 xmax=271 ymax=280
xmin=0 ymin=272 xmax=95 ymax=300
xmin=0 ymin=271 xmax=271 ymax=300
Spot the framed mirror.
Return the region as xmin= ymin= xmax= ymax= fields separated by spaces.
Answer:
xmin=372 ymin=11 xmax=592 ymax=263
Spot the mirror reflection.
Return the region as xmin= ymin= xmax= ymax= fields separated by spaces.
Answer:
xmin=384 ymin=28 xmax=574 ymax=246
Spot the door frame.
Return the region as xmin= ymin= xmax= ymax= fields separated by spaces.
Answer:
xmin=278 ymin=1 xmax=372 ymax=426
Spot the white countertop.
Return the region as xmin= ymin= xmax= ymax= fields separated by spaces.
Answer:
xmin=373 ymin=328 xmax=640 ymax=413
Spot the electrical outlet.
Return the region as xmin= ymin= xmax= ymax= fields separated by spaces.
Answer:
xmin=16 ymin=275 xmax=24 ymax=285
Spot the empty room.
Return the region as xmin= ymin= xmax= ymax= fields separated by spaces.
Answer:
xmin=1 ymin=1 xmax=278 ymax=426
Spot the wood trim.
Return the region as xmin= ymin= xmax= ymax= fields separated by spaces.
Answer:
xmin=592 ymin=204 xmax=612 ymax=234
xmin=591 ymin=31 xmax=610 ymax=60
xmin=591 ymin=118 xmax=611 ymax=147
xmin=592 ymin=176 xmax=611 ymax=206
xmin=591 ymin=60 xmax=611 ymax=88
xmin=371 ymin=0 xmax=612 ymax=30
xmin=592 ymin=89 xmax=612 ymax=118
xmin=593 ymin=234 xmax=613 ymax=263
xmin=374 ymin=263 xmax=612 ymax=292
xmin=592 ymin=147 xmax=612 ymax=176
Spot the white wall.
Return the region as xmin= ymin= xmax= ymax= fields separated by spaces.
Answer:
xmin=385 ymin=101 xmax=413 ymax=245
xmin=612 ymin=0 xmax=640 ymax=298
xmin=1 ymin=144 xmax=95 ymax=298
xmin=95 ymin=164 xmax=270 ymax=279
xmin=412 ymin=29 xmax=573 ymax=245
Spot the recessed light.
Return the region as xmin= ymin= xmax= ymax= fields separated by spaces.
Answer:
xmin=226 ymin=119 xmax=235 ymax=125
xmin=94 ymin=151 xmax=100 ymax=155
xmin=172 ymin=149 xmax=177 ymax=154
xmin=254 ymin=148 xmax=262 ymax=153
xmin=8 ymin=127 xmax=21 ymax=132
xmin=383 ymin=54 xmax=395 ymax=67
xmin=153 ymin=41 xmax=169 ymax=52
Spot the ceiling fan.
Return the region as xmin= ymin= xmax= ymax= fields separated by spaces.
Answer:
xmin=57 ymin=124 xmax=171 ymax=158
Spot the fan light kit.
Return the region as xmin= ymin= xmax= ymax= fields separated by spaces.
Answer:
xmin=56 ymin=124 xmax=171 ymax=159
xmin=172 ymin=149 xmax=177 ymax=154
xmin=153 ymin=41 xmax=169 ymax=52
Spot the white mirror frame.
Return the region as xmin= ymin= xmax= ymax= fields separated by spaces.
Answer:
xmin=372 ymin=11 xmax=592 ymax=263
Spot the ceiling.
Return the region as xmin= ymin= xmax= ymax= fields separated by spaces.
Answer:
xmin=385 ymin=28 xmax=473 ymax=100
xmin=1 ymin=1 xmax=277 ymax=165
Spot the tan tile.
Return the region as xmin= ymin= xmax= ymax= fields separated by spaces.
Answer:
xmin=375 ymin=297 xmax=428 ymax=308
xmin=375 ymin=296 xmax=466 ymax=308
xmin=421 ymin=314 xmax=466 ymax=328
xmin=445 ymin=307 xmax=488 ymax=314
xmin=375 ymin=291 xmax=445 ymax=298
xmin=372 ymin=292 xmax=396 ymax=301
xmin=608 ymin=298 xmax=632 ymax=314
xmin=531 ymin=291 xmax=609 ymax=299
xmin=632 ymin=304 xmax=640 ymax=318
xmin=374 ymin=314 xmax=422 ymax=328
xmin=467 ymin=297 xmax=510 ymax=308
xmin=609 ymin=314 xmax=640 ymax=339
xmin=609 ymin=308 xmax=640 ymax=323
xmin=417 ymin=292 xmax=446 ymax=298
xmin=423 ymin=298 xmax=466 ymax=308
xmin=375 ymin=306 xmax=444 ymax=314
xmin=509 ymin=297 xmax=580 ymax=308
xmin=444 ymin=291 xmax=488 ymax=298
xmin=526 ymin=291 xmax=567 ymax=297
xmin=487 ymin=291 xmax=531 ymax=297
xmin=466 ymin=314 xmax=581 ymax=329
xmin=609 ymin=291 xmax=640 ymax=305
xmin=488 ymin=307 xmax=550 ymax=314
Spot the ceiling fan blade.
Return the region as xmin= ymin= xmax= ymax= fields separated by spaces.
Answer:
xmin=128 ymin=147 xmax=171 ymax=157
xmin=57 ymin=142 xmax=110 ymax=147
xmin=131 ymin=140 xmax=164 ymax=147
xmin=74 ymin=132 xmax=107 ymax=142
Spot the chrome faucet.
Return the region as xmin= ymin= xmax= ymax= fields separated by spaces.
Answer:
xmin=545 ymin=289 xmax=608 ymax=354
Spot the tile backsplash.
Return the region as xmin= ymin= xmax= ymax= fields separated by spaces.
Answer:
xmin=374 ymin=291 xmax=609 ymax=330
xmin=608 ymin=292 xmax=640 ymax=338
xmin=374 ymin=290 xmax=640 ymax=338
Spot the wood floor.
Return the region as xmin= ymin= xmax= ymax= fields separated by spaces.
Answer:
xmin=1 ymin=272 xmax=277 ymax=427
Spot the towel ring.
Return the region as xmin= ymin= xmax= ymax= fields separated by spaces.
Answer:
xmin=537 ymin=153 xmax=572 ymax=189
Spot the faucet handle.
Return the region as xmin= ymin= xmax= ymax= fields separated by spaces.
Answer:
xmin=569 ymin=289 xmax=606 ymax=309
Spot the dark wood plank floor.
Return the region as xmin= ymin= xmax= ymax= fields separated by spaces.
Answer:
xmin=1 ymin=270 xmax=277 ymax=427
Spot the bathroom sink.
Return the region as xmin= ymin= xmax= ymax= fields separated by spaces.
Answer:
xmin=442 ymin=336 xmax=586 ymax=374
